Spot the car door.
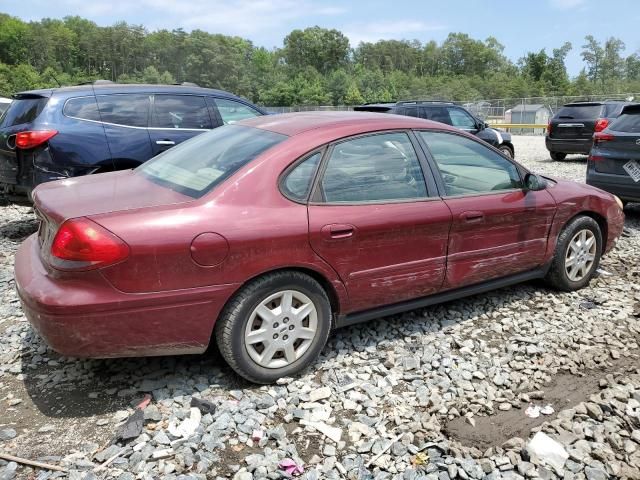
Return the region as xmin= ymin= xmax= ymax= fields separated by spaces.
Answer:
xmin=148 ymin=94 xmax=215 ymax=156
xmin=417 ymin=130 xmax=556 ymax=289
xmin=307 ymin=131 xmax=452 ymax=312
xmin=95 ymin=94 xmax=153 ymax=167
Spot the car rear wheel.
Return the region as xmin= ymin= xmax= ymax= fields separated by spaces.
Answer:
xmin=498 ymin=145 xmax=513 ymax=158
xmin=215 ymin=271 xmax=331 ymax=384
xmin=550 ymin=152 xmax=567 ymax=161
xmin=545 ymin=216 xmax=602 ymax=291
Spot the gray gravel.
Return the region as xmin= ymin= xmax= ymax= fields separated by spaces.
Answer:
xmin=0 ymin=136 xmax=639 ymax=479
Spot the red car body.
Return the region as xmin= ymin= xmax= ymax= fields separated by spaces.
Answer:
xmin=15 ymin=112 xmax=624 ymax=358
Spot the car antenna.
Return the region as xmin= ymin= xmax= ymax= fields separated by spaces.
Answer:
xmin=48 ymin=72 xmax=61 ymax=88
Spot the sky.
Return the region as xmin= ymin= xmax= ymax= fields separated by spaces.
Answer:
xmin=1 ymin=0 xmax=639 ymax=76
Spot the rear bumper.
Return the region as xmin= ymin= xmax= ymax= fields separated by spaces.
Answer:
xmin=545 ymin=137 xmax=592 ymax=154
xmin=587 ymin=171 xmax=640 ymax=203
xmin=15 ymin=234 xmax=239 ymax=358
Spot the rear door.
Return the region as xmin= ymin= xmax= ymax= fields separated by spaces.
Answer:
xmin=307 ymin=131 xmax=451 ymax=312
xmin=95 ymin=94 xmax=153 ymax=168
xmin=148 ymin=94 xmax=215 ymax=156
xmin=417 ymin=130 xmax=556 ymax=289
xmin=0 ymin=94 xmax=50 ymax=185
xmin=549 ymin=104 xmax=603 ymax=140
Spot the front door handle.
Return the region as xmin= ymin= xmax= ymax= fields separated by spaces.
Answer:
xmin=156 ymin=140 xmax=176 ymax=146
xmin=321 ymin=224 xmax=355 ymax=240
xmin=460 ymin=211 xmax=484 ymax=223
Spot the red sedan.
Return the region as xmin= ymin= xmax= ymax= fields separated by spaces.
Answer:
xmin=15 ymin=112 xmax=624 ymax=383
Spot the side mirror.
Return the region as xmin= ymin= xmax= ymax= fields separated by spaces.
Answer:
xmin=524 ymin=173 xmax=547 ymax=191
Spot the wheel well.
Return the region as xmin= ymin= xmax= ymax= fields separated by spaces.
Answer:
xmin=572 ymin=211 xmax=609 ymax=251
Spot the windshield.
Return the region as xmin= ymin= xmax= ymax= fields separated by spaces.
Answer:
xmin=137 ymin=125 xmax=287 ymax=198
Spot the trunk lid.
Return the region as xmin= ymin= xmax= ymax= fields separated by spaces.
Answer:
xmin=549 ymin=103 xmax=603 ymax=140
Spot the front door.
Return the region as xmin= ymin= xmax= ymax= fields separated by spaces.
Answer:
xmin=307 ymin=131 xmax=452 ymax=313
xmin=417 ymin=130 xmax=556 ymax=289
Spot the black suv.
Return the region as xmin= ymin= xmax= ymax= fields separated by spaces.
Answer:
xmin=354 ymin=100 xmax=515 ymax=158
xmin=0 ymin=81 xmax=266 ymax=204
xmin=546 ymin=100 xmax=636 ymax=161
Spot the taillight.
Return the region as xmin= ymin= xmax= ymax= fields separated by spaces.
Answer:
xmin=547 ymin=121 xmax=552 ymax=136
xmin=594 ymin=118 xmax=609 ymax=132
xmin=588 ymin=154 xmax=603 ymax=162
xmin=593 ymin=132 xmax=615 ymax=144
xmin=15 ymin=130 xmax=58 ymax=149
xmin=50 ymin=218 xmax=129 ymax=270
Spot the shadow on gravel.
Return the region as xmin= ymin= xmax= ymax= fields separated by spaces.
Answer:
xmin=0 ymin=216 xmax=38 ymax=240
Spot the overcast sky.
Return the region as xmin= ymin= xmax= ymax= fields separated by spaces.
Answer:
xmin=2 ymin=0 xmax=639 ymax=76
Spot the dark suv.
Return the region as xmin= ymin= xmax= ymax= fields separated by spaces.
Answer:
xmin=545 ymin=100 xmax=635 ymax=161
xmin=354 ymin=100 xmax=515 ymax=158
xmin=0 ymin=82 xmax=266 ymax=204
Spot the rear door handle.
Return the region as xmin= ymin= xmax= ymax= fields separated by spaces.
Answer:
xmin=321 ymin=224 xmax=355 ymax=240
xmin=155 ymin=140 xmax=176 ymax=146
xmin=460 ymin=211 xmax=484 ymax=223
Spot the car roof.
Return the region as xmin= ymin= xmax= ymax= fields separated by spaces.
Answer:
xmin=238 ymin=111 xmax=457 ymax=136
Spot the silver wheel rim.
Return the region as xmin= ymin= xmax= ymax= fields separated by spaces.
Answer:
xmin=565 ymin=229 xmax=596 ymax=282
xmin=244 ymin=290 xmax=318 ymax=369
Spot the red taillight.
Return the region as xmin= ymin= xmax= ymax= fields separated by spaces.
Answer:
xmin=50 ymin=218 xmax=129 ymax=270
xmin=15 ymin=130 xmax=58 ymax=149
xmin=547 ymin=121 xmax=552 ymax=136
xmin=588 ymin=154 xmax=604 ymax=162
xmin=593 ymin=132 xmax=615 ymax=144
xmin=594 ymin=118 xmax=609 ymax=132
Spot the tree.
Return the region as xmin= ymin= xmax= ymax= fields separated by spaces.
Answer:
xmin=283 ymin=26 xmax=349 ymax=74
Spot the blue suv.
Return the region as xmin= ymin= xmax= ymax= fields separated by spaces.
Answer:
xmin=0 ymin=81 xmax=266 ymax=204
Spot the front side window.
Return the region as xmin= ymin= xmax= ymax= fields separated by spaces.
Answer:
xmin=447 ymin=107 xmax=477 ymax=129
xmin=138 ymin=125 xmax=286 ymax=198
xmin=214 ymin=98 xmax=260 ymax=124
xmin=319 ymin=132 xmax=429 ymax=203
xmin=96 ymin=94 xmax=150 ymax=127
xmin=281 ymin=152 xmax=321 ymax=202
xmin=152 ymin=95 xmax=212 ymax=129
xmin=419 ymin=131 xmax=522 ymax=196
xmin=63 ymin=96 xmax=101 ymax=122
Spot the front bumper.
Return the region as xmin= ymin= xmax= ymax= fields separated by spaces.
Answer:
xmin=15 ymin=234 xmax=239 ymax=358
xmin=545 ymin=137 xmax=592 ymax=154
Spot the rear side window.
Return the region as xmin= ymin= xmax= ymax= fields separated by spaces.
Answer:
xmin=152 ymin=95 xmax=212 ymax=129
xmin=398 ymin=106 xmax=419 ymax=117
xmin=96 ymin=94 xmax=150 ymax=127
xmin=555 ymin=105 xmax=602 ymax=119
xmin=602 ymin=103 xmax=625 ymax=117
xmin=426 ymin=107 xmax=452 ymax=125
xmin=0 ymin=97 xmax=48 ymax=127
xmin=281 ymin=152 xmax=321 ymax=202
xmin=609 ymin=113 xmax=640 ymax=133
xmin=214 ymin=98 xmax=260 ymax=124
xmin=63 ymin=96 xmax=101 ymax=121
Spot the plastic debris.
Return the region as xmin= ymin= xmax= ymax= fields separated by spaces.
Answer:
xmin=525 ymin=405 xmax=541 ymax=418
xmin=596 ymin=268 xmax=613 ymax=276
xmin=299 ymin=420 xmax=342 ymax=442
xmin=526 ymin=431 xmax=568 ymax=472
xmin=540 ymin=404 xmax=554 ymax=415
xmin=168 ymin=407 xmax=201 ymax=438
xmin=190 ymin=396 xmax=216 ymax=415
xmin=279 ymin=458 xmax=304 ymax=476
xmin=412 ymin=452 xmax=429 ymax=466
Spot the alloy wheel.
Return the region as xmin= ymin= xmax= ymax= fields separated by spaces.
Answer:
xmin=565 ymin=229 xmax=597 ymax=282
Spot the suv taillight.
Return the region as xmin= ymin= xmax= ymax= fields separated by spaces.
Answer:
xmin=593 ymin=132 xmax=615 ymax=144
xmin=547 ymin=121 xmax=552 ymax=136
xmin=50 ymin=218 xmax=129 ymax=271
xmin=594 ymin=118 xmax=609 ymax=132
xmin=15 ymin=130 xmax=58 ymax=149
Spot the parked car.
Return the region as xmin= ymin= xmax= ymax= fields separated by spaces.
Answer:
xmin=0 ymin=81 xmax=266 ymax=204
xmin=0 ymin=97 xmax=11 ymax=117
xmin=15 ymin=112 xmax=624 ymax=383
xmin=587 ymin=104 xmax=640 ymax=204
xmin=545 ymin=100 xmax=636 ymax=161
xmin=354 ymin=100 xmax=515 ymax=158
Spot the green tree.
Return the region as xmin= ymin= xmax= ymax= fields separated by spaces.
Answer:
xmin=283 ymin=26 xmax=349 ymax=74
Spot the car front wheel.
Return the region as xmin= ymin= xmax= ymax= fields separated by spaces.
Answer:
xmin=550 ymin=152 xmax=567 ymax=161
xmin=545 ymin=216 xmax=602 ymax=291
xmin=215 ymin=271 xmax=331 ymax=383
xmin=499 ymin=145 xmax=514 ymax=158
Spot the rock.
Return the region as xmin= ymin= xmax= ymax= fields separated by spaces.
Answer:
xmin=308 ymin=387 xmax=331 ymax=402
xmin=0 ymin=429 xmax=17 ymax=442
xmin=526 ymin=432 xmax=568 ymax=472
xmin=584 ymin=467 xmax=608 ymax=480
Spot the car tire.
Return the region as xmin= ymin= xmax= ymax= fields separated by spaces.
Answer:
xmin=499 ymin=145 xmax=514 ymax=158
xmin=550 ymin=152 xmax=567 ymax=161
xmin=215 ymin=271 xmax=331 ymax=384
xmin=545 ymin=216 xmax=602 ymax=291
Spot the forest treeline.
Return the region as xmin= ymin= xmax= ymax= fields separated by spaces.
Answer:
xmin=0 ymin=13 xmax=639 ymax=105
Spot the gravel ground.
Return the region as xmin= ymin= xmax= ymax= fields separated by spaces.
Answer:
xmin=1 ymin=136 xmax=640 ymax=480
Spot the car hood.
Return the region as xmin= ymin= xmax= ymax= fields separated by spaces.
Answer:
xmin=33 ymin=170 xmax=193 ymax=224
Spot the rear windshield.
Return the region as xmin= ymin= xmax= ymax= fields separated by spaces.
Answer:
xmin=555 ymin=105 xmax=602 ymax=119
xmin=609 ymin=113 xmax=640 ymax=133
xmin=137 ymin=124 xmax=286 ymax=198
xmin=0 ymin=97 xmax=48 ymax=127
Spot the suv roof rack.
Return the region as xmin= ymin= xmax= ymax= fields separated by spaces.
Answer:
xmin=397 ymin=100 xmax=454 ymax=105
xmin=76 ymin=79 xmax=115 ymax=86
xmin=176 ymin=82 xmax=199 ymax=87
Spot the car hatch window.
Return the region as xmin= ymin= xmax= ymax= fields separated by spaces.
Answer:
xmin=96 ymin=94 xmax=150 ymax=128
xmin=319 ymin=132 xmax=429 ymax=203
xmin=609 ymin=113 xmax=640 ymax=133
xmin=63 ymin=96 xmax=101 ymax=122
xmin=281 ymin=152 xmax=321 ymax=202
xmin=1 ymin=97 xmax=48 ymax=127
xmin=214 ymin=98 xmax=261 ymax=124
xmin=555 ymin=105 xmax=602 ymax=119
xmin=419 ymin=131 xmax=522 ymax=196
xmin=447 ymin=107 xmax=477 ymax=129
xmin=152 ymin=95 xmax=212 ymax=129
